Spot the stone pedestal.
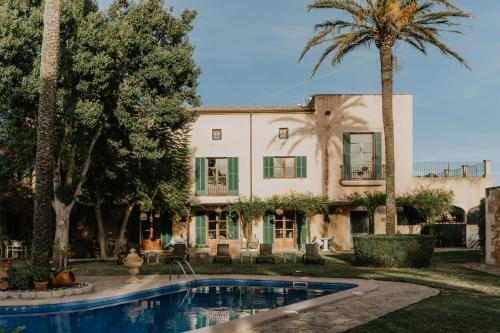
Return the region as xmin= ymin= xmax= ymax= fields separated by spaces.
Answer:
xmin=485 ymin=186 xmax=500 ymax=266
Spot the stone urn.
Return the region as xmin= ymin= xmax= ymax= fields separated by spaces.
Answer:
xmin=123 ymin=249 xmax=143 ymax=283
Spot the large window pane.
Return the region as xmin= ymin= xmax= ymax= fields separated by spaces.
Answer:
xmin=274 ymin=157 xmax=295 ymax=178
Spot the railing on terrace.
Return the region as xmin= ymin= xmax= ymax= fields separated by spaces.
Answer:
xmin=207 ymin=182 xmax=228 ymax=196
xmin=413 ymin=161 xmax=487 ymax=178
xmin=341 ymin=163 xmax=385 ymax=181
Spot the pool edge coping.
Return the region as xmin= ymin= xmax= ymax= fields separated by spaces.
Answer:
xmin=189 ymin=275 xmax=379 ymax=333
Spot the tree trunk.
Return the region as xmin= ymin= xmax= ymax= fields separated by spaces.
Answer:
xmin=379 ymin=45 xmax=397 ymax=235
xmin=322 ymin=138 xmax=329 ymax=197
xmin=94 ymin=202 xmax=108 ymax=260
xmin=53 ymin=198 xmax=72 ymax=247
xmin=115 ymin=202 xmax=134 ymax=256
xmin=32 ymin=0 xmax=61 ymax=267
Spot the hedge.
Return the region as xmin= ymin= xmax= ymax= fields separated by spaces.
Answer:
xmin=353 ymin=234 xmax=435 ymax=268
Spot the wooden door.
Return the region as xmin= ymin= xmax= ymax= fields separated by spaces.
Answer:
xmin=274 ymin=212 xmax=295 ymax=250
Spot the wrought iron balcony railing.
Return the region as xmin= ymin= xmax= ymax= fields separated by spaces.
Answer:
xmin=413 ymin=162 xmax=487 ymax=178
xmin=341 ymin=163 xmax=385 ymax=181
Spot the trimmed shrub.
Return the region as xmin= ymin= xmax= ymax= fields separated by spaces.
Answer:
xmin=7 ymin=268 xmax=32 ymax=290
xmin=353 ymin=234 xmax=435 ymax=268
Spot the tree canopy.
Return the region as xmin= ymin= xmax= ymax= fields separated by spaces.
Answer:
xmin=0 ymin=0 xmax=200 ymax=245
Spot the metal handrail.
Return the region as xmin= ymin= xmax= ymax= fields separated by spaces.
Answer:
xmin=183 ymin=260 xmax=198 ymax=281
xmin=169 ymin=260 xmax=198 ymax=283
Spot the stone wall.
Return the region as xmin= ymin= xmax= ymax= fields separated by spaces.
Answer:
xmin=485 ymin=186 xmax=500 ymax=266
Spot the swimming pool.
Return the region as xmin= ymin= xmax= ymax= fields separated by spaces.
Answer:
xmin=0 ymin=279 xmax=356 ymax=333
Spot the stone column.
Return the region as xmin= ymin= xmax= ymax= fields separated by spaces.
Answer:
xmin=485 ymin=186 xmax=500 ymax=266
xmin=484 ymin=160 xmax=491 ymax=177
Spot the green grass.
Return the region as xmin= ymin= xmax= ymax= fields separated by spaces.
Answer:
xmin=348 ymin=291 xmax=500 ymax=333
xmin=69 ymin=250 xmax=500 ymax=332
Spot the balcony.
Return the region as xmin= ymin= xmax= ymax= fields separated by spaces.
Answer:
xmin=413 ymin=161 xmax=489 ymax=178
xmin=207 ymin=183 xmax=228 ymax=196
xmin=340 ymin=163 xmax=385 ymax=186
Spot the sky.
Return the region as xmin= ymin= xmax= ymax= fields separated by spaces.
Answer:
xmin=100 ymin=0 xmax=500 ymax=184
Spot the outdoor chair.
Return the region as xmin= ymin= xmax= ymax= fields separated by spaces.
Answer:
xmin=213 ymin=244 xmax=232 ymax=264
xmin=303 ymin=243 xmax=325 ymax=265
xmin=165 ymin=244 xmax=189 ymax=264
xmin=255 ymin=244 xmax=275 ymax=264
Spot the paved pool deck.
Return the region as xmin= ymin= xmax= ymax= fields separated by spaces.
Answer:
xmin=0 ymin=274 xmax=437 ymax=332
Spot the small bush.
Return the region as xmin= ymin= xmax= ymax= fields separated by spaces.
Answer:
xmin=7 ymin=268 xmax=32 ymax=290
xmin=353 ymin=234 xmax=435 ymax=268
xmin=31 ymin=266 xmax=49 ymax=282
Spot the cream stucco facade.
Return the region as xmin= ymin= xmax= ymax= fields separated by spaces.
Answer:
xmin=185 ymin=94 xmax=492 ymax=252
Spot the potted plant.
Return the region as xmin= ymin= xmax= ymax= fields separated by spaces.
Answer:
xmin=2 ymin=260 xmax=11 ymax=269
xmin=31 ymin=266 xmax=49 ymax=291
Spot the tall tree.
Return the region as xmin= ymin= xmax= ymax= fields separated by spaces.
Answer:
xmin=33 ymin=0 xmax=61 ymax=266
xmin=299 ymin=0 xmax=470 ymax=234
xmin=0 ymin=0 xmax=200 ymax=250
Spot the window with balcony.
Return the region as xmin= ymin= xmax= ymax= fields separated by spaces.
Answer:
xmin=342 ymin=132 xmax=383 ymax=181
xmin=195 ymin=157 xmax=239 ymax=196
xmin=207 ymin=158 xmax=228 ymax=195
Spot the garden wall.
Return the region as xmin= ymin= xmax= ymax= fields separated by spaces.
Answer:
xmin=485 ymin=186 xmax=500 ymax=266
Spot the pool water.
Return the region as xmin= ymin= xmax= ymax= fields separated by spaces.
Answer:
xmin=0 ymin=279 xmax=354 ymax=333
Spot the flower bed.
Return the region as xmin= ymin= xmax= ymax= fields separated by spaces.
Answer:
xmin=0 ymin=283 xmax=93 ymax=300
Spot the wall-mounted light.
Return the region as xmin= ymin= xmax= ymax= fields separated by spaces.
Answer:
xmin=215 ymin=207 xmax=223 ymax=214
xmin=334 ymin=207 xmax=343 ymax=215
xmin=275 ymin=208 xmax=284 ymax=216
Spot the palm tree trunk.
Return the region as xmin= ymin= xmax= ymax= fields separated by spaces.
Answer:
xmin=32 ymin=0 xmax=61 ymax=267
xmin=379 ymin=45 xmax=397 ymax=235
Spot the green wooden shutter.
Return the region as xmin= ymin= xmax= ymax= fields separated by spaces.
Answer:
xmin=343 ymin=133 xmax=351 ymax=180
xmin=263 ymin=212 xmax=274 ymax=244
xmin=296 ymin=213 xmax=307 ymax=250
xmin=228 ymin=214 xmax=239 ymax=240
xmin=295 ymin=156 xmax=307 ymax=178
xmin=228 ymin=157 xmax=239 ymax=196
xmin=161 ymin=214 xmax=173 ymax=248
xmin=263 ymin=156 xmax=274 ymax=179
xmin=195 ymin=213 xmax=206 ymax=246
xmin=195 ymin=157 xmax=206 ymax=196
xmin=374 ymin=132 xmax=382 ymax=180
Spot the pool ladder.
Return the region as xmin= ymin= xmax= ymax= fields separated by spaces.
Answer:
xmin=169 ymin=260 xmax=198 ymax=284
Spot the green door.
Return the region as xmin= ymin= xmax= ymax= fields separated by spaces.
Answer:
xmin=296 ymin=213 xmax=307 ymax=250
xmin=263 ymin=212 xmax=274 ymax=244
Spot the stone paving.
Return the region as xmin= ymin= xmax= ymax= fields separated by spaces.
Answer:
xmin=252 ymin=281 xmax=438 ymax=333
xmin=462 ymin=263 xmax=500 ymax=276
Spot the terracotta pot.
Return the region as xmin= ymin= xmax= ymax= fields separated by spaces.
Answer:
xmin=34 ymin=281 xmax=48 ymax=291
xmin=53 ymin=270 xmax=75 ymax=288
xmin=0 ymin=280 xmax=8 ymax=291
xmin=2 ymin=261 xmax=11 ymax=269
xmin=0 ymin=268 xmax=8 ymax=279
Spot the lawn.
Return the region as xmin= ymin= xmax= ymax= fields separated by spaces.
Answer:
xmin=71 ymin=250 xmax=500 ymax=332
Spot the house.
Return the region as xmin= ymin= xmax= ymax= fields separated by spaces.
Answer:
xmin=178 ymin=94 xmax=492 ymax=253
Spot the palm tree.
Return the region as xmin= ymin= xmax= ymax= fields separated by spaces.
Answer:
xmin=299 ymin=0 xmax=470 ymax=234
xmin=32 ymin=0 xmax=62 ymax=267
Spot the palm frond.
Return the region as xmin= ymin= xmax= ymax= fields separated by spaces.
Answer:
xmin=403 ymin=24 xmax=470 ymax=68
xmin=307 ymin=0 xmax=368 ymax=18
xmin=301 ymin=0 xmax=470 ymax=76
xmin=309 ymin=30 xmax=372 ymax=77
